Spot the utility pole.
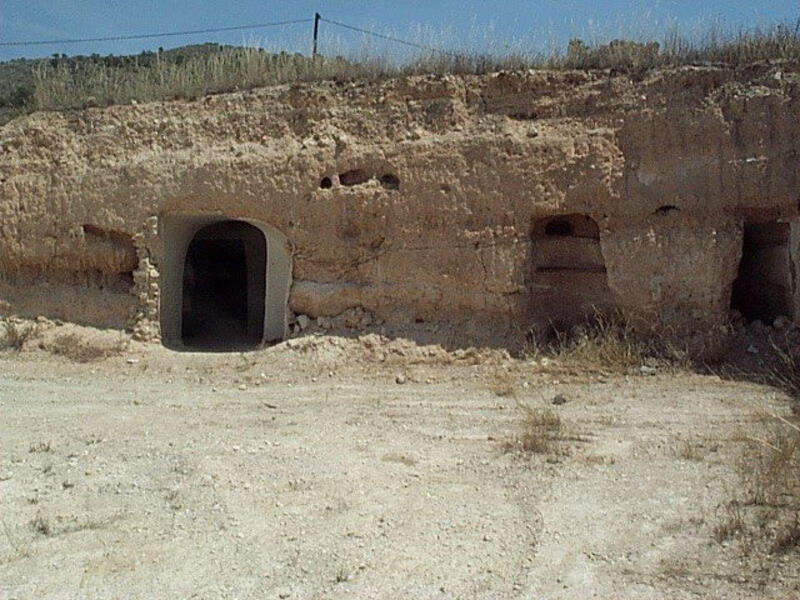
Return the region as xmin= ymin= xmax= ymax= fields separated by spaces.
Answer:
xmin=312 ymin=12 xmax=321 ymax=57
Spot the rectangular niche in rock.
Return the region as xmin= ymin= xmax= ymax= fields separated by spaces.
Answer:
xmin=529 ymin=214 xmax=613 ymax=332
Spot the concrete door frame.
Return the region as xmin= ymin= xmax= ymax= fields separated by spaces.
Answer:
xmin=159 ymin=215 xmax=292 ymax=349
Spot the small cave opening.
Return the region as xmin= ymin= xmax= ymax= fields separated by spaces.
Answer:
xmin=319 ymin=176 xmax=332 ymax=189
xmin=181 ymin=221 xmax=266 ymax=351
xmin=339 ymin=169 xmax=369 ymax=187
xmin=533 ymin=213 xmax=601 ymax=241
xmin=731 ymin=221 xmax=794 ymax=324
xmin=380 ymin=174 xmax=400 ymax=190
xmin=654 ymin=205 xmax=679 ymax=215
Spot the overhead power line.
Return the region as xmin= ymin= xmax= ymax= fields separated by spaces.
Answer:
xmin=0 ymin=18 xmax=313 ymax=47
xmin=319 ymin=16 xmax=459 ymax=56
xmin=0 ymin=13 xmax=458 ymax=59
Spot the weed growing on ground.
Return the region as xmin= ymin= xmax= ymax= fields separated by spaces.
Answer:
xmin=714 ymin=500 xmax=747 ymax=545
xmin=48 ymin=333 xmax=129 ymax=363
xmin=679 ymin=440 xmax=705 ymax=461
xmin=0 ymin=321 xmax=39 ymax=352
xmin=334 ymin=566 xmax=352 ymax=584
xmin=527 ymin=311 xmax=690 ymax=375
xmin=505 ymin=403 xmax=566 ymax=455
xmin=766 ymin=335 xmax=800 ymax=406
xmin=489 ymin=368 xmax=516 ymax=397
xmin=30 ymin=514 xmax=52 ymax=537
xmin=28 ymin=441 xmax=52 ymax=454
xmin=714 ymin=415 xmax=800 ymax=577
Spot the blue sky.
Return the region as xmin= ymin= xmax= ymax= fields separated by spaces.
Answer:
xmin=1 ymin=1 xmax=797 ymax=61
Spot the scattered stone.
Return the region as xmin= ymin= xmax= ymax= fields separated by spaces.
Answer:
xmin=551 ymin=394 xmax=567 ymax=405
xmin=395 ymin=374 xmax=407 ymax=385
xmin=126 ymin=358 xmax=139 ymax=364
xmin=639 ymin=365 xmax=657 ymax=376
xmin=527 ymin=126 xmax=539 ymax=138
xmin=238 ymin=384 xmax=247 ymax=391
xmin=296 ymin=315 xmax=311 ymax=331
xmin=746 ymin=345 xmax=759 ymax=355
xmin=62 ymin=480 xmax=75 ymax=489
xmin=773 ymin=315 xmax=790 ymax=330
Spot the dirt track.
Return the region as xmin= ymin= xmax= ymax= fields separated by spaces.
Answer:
xmin=1 ymin=337 xmax=798 ymax=599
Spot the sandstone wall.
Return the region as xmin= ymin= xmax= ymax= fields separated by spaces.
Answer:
xmin=1 ymin=63 xmax=798 ymax=348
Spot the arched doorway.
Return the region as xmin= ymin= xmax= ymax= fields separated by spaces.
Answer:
xmin=159 ymin=215 xmax=292 ymax=351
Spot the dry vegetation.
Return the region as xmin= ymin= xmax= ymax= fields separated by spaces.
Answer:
xmin=527 ymin=312 xmax=691 ymax=375
xmin=716 ymin=415 xmax=800 ymax=582
xmin=31 ymin=50 xmax=357 ymax=111
xmin=1 ymin=319 xmax=129 ymax=362
xmin=766 ymin=335 xmax=800 ymax=405
xmin=0 ymin=320 xmax=39 ymax=352
xmin=46 ymin=332 xmax=129 ymax=363
xmin=15 ymin=19 xmax=800 ymax=115
xmin=505 ymin=404 xmax=567 ymax=455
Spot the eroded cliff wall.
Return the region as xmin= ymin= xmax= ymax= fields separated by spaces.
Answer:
xmin=1 ymin=63 xmax=798 ymax=348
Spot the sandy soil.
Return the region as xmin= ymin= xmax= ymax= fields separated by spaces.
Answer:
xmin=1 ymin=331 xmax=799 ymax=599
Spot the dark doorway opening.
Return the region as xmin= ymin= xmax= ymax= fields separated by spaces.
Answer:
xmin=181 ymin=221 xmax=266 ymax=350
xmin=529 ymin=214 xmax=613 ymax=334
xmin=731 ymin=222 xmax=793 ymax=324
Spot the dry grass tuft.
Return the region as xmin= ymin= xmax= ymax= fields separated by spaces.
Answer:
xmin=765 ymin=335 xmax=800 ymax=407
xmin=28 ymin=441 xmax=52 ymax=454
xmin=714 ymin=415 xmax=800 ymax=571
xmin=30 ymin=514 xmax=52 ymax=537
xmin=48 ymin=332 xmax=129 ymax=363
xmin=505 ymin=404 xmax=566 ymax=455
xmin=1 ymin=321 xmax=40 ymax=352
xmin=528 ymin=311 xmax=690 ymax=376
xmin=714 ymin=500 xmax=747 ymax=545
xmin=679 ymin=440 xmax=705 ymax=461
xmin=489 ymin=369 xmax=516 ymax=397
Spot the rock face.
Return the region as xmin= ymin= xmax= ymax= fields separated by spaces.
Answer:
xmin=1 ymin=64 xmax=799 ymax=350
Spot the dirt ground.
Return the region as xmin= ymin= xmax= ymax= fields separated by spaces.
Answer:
xmin=1 ymin=326 xmax=799 ymax=599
